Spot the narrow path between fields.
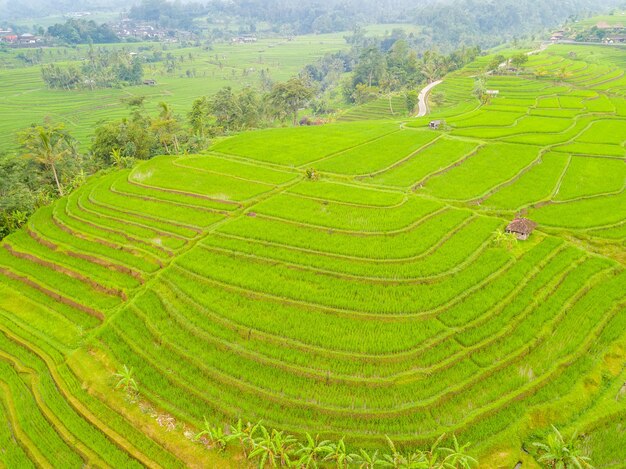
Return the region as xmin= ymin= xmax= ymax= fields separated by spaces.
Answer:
xmin=415 ymin=80 xmax=443 ymax=117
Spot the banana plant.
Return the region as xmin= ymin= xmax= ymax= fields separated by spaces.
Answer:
xmin=295 ymin=432 xmax=334 ymax=468
xmin=195 ymin=417 xmax=234 ymax=452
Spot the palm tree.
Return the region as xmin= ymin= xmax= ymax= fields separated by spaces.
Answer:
xmin=532 ymin=426 xmax=594 ymax=469
xmin=295 ymin=433 xmax=334 ymax=468
xmin=114 ymin=364 xmax=138 ymax=395
xmin=151 ymin=102 xmax=181 ymax=154
xmin=19 ymin=123 xmax=74 ymax=196
xmin=420 ymin=60 xmax=441 ymax=84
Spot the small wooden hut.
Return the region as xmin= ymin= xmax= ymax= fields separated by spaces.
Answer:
xmin=429 ymin=120 xmax=443 ymax=130
xmin=505 ymin=218 xmax=537 ymax=240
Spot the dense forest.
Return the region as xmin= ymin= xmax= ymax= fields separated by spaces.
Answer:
xmin=5 ymin=0 xmax=624 ymax=43
xmin=125 ymin=0 xmax=625 ymax=38
xmin=409 ymin=0 xmax=626 ymax=48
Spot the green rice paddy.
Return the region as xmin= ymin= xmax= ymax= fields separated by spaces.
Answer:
xmin=0 ymin=41 xmax=625 ymax=467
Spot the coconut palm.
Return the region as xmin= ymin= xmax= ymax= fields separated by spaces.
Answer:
xmin=151 ymin=102 xmax=181 ymax=154
xmin=532 ymin=426 xmax=593 ymax=469
xmin=19 ymin=123 xmax=74 ymax=196
xmin=114 ymin=364 xmax=138 ymax=395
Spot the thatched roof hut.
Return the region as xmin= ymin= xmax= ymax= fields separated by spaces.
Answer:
xmin=506 ymin=218 xmax=537 ymax=240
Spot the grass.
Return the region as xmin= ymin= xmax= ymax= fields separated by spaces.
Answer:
xmin=0 ymin=37 xmax=624 ymax=468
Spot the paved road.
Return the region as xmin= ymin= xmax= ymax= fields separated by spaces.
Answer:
xmin=415 ymin=44 xmax=550 ymax=118
xmin=416 ymin=79 xmax=443 ymax=117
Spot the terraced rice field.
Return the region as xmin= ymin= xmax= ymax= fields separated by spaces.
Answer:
xmin=338 ymin=95 xmax=408 ymax=122
xmin=0 ymin=33 xmax=348 ymax=151
xmin=0 ymin=42 xmax=625 ymax=467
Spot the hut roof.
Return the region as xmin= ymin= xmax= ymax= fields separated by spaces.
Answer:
xmin=506 ymin=218 xmax=537 ymax=235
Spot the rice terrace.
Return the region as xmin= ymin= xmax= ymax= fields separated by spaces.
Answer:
xmin=0 ymin=1 xmax=626 ymax=468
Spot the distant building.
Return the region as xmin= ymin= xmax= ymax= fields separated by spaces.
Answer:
xmin=1 ymin=34 xmax=17 ymax=43
xmin=486 ymin=90 xmax=499 ymax=96
xmin=232 ymin=35 xmax=258 ymax=44
xmin=605 ymin=35 xmax=626 ymax=44
xmin=18 ymin=33 xmax=36 ymax=44
xmin=143 ymin=79 xmax=157 ymax=86
xmin=429 ymin=120 xmax=443 ymax=130
xmin=550 ymin=31 xmax=564 ymax=42
xmin=506 ymin=218 xmax=537 ymax=240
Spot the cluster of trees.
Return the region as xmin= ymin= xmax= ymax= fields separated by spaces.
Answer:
xmin=187 ymin=77 xmax=314 ymax=137
xmin=129 ymin=0 xmax=399 ymax=35
xmin=41 ymin=47 xmax=143 ymax=89
xmin=303 ymin=30 xmax=480 ymax=113
xmin=0 ymin=123 xmax=86 ymax=238
xmin=409 ymin=0 xmax=623 ymax=50
xmin=126 ymin=0 xmax=621 ymax=39
xmin=47 ymin=19 xmax=119 ymax=44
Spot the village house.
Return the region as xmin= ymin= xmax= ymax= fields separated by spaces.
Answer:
xmin=505 ymin=218 xmax=537 ymax=240
xmin=605 ymin=35 xmax=626 ymax=44
xmin=18 ymin=33 xmax=36 ymax=44
xmin=232 ymin=35 xmax=258 ymax=44
xmin=550 ymin=31 xmax=564 ymax=42
xmin=1 ymin=34 xmax=17 ymax=43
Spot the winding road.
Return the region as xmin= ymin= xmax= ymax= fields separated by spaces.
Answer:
xmin=414 ymin=43 xmax=550 ymax=119
xmin=415 ymin=80 xmax=443 ymax=117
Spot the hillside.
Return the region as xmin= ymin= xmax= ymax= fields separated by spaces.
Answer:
xmin=0 ymin=42 xmax=625 ymax=467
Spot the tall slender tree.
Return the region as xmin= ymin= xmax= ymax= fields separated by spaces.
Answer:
xmin=18 ymin=123 xmax=75 ymax=196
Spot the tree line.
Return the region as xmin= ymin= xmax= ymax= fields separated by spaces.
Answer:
xmin=47 ymin=19 xmax=120 ymax=45
xmin=41 ymin=47 xmax=143 ymax=89
xmin=303 ymin=30 xmax=480 ymax=114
